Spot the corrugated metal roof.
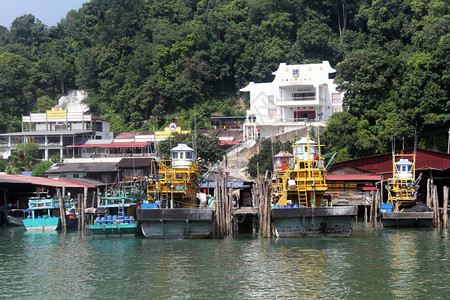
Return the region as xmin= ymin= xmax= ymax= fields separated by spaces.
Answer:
xmin=68 ymin=142 xmax=150 ymax=148
xmin=0 ymin=130 xmax=93 ymax=136
xmin=118 ymin=158 xmax=153 ymax=168
xmin=46 ymin=162 xmax=118 ymax=173
xmin=331 ymin=148 xmax=450 ymax=176
xmin=0 ymin=174 xmax=96 ymax=188
xmin=327 ymin=174 xmax=381 ymax=181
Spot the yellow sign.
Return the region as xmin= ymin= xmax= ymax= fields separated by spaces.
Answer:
xmin=46 ymin=105 xmax=67 ymax=119
xmin=155 ymin=126 xmax=190 ymax=139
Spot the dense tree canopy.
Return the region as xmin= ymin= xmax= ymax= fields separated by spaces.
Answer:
xmin=0 ymin=0 xmax=447 ymax=163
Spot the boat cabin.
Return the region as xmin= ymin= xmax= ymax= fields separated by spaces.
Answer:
xmin=170 ymin=143 xmax=195 ymax=168
xmin=273 ymin=151 xmax=293 ymax=172
xmin=395 ymin=158 xmax=414 ymax=179
xmin=292 ymin=137 xmax=318 ymax=161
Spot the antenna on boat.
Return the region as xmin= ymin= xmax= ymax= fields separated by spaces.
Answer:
xmin=414 ymin=123 xmax=417 ymax=157
xmin=193 ymin=108 xmax=197 ymax=159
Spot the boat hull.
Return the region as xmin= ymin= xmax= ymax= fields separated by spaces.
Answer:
xmin=271 ymin=206 xmax=357 ymax=237
xmin=381 ymin=212 xmax=434 ymax=228
xmin=23 ymin=217 xmax=60 ymax=231
xmin=138 ymin=208 xmax=213 ymax=239
xmin=7 ymin=215 xmax=24 ymax=226
xmin=22 ymin=217 xmax=78 ymax=231
xmin=87 ymin=223 xmax=138 ymax=236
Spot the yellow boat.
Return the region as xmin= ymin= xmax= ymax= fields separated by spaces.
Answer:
xmin=137 ymin=144 xmax=212 ymax=238
xmin=269 ymin=135 xmax=357 ymax=237
xmin=381 ymin=152 xmax=433 ymax=227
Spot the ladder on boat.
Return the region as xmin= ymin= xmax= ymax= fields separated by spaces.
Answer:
xmin=118 ymin=200 xmax=125 ymax=219
xmin=297 ymin=181 xmax=308 ymax=207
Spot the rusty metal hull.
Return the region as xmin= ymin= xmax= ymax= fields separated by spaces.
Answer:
xmin=381 ymin=212 xmax=434 ymax=228
xmin=271 ymin=206 xmax=357 ymax=237
xmin=137 ymin=208 xmax=213 ymax=239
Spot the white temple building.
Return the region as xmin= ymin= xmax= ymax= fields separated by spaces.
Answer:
xmin=240 ymin=61 xmax=343 ymax=140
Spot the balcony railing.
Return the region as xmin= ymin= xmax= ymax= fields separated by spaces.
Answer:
xmin=280 ymin=96 xmax=316 ymax=102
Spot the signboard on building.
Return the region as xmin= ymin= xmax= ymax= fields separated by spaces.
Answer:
xmin=46 ymin=105 xmax=67 ymax=119
xmin=169 ymin=122 xmax=177 ymax=131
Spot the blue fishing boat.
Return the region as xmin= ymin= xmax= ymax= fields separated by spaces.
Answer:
xmin=23 ymin=196 xmax=78 ymax=231
xmin=87 ymin=184 xmax=142 ymax=236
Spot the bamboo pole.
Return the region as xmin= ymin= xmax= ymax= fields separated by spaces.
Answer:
xmin=443 ymin=186 xmax=448 ymax=229
xmin=58 ymin=188 xmax=66 ymax=230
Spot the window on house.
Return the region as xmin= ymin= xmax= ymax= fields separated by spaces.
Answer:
xmin=268 ymin=108 xmax=277 ymax=119
xmin=332 ymin=93 xmax=342 ymax=103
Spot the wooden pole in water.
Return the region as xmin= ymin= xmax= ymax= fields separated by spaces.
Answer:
xmin=443 ymin=186 xmax=448 ymax=229
xmin=97 ymin=187 xmax=101 ymax=207
xmin=442 ymin=186 xmax=448 ymax=228
xmin=373 ymin=192 xmax=380 ymax=227
xmin=77 ymin=193 xmax=82 ymax=231
xmin=222 ymin=171 xmax=229 ymax=236
xmin=369 ymin=191 xmax=374 ymax=225
xmin=3 ymin=191 xmax=8 ymax=225
xmin=264 ymin=170 xmax=271 ymax=238
xmin=426 ymin=179 xmax=432 ymax=209
xmin=213 ymin=179 xmax=218 ymax=238
xmin=58 ymin=188 xmax=66 ymax=230
xmin=433 ymin=185 xmax=440 ymax=228
xmin=82 ymin=187 xmax=88 ymax=231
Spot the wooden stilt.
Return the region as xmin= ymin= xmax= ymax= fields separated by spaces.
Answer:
xmin=82 ymin=187 xmax=88 ymax=231
xmin=442 ymin=186 xmax=448 ymax=228
xmin=77 ymin=193 xmax=82 ymax=231
xmin=443 ymin=186 xmax=448 ymax=229
xmin=3 ymin=191 xmax=8 ymax=225
xmin=433 ymin=185 xmax=440 ymax=228
xmin=370 ymin=191 xmax=374 ymax=225
xmin=426 ymin=179 xmax=432 ymax=209
xmin=58 ymin=188 xmax=66 ymax=230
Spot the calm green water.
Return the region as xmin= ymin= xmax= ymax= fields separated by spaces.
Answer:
xmin=0 ymin=223 xmax=449 ymax=299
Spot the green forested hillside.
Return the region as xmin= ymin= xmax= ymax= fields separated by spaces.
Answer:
xmin=0 ymin=0 xmax=448 ymax=158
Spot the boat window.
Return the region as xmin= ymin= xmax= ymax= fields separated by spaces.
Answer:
xmin=176 ymin=174 xmax=183 ymax=179
xmin=172 ymin=152 xmax=178 ymax=159
xmin=186 ymin=152 xmax=193 ymax=159
xmin=179 ymin=152 xmax=184 ymax=159
xmin=276 ymin=158 xmax=281 ymax=165
xmin=282 ymin=158 xmax=287 ymax=164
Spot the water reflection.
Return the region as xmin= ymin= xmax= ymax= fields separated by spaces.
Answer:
xmin=0 ymin=226 xmax=449 ymax=299
xmin=384 ymin=230 xmax=419 ymax=299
